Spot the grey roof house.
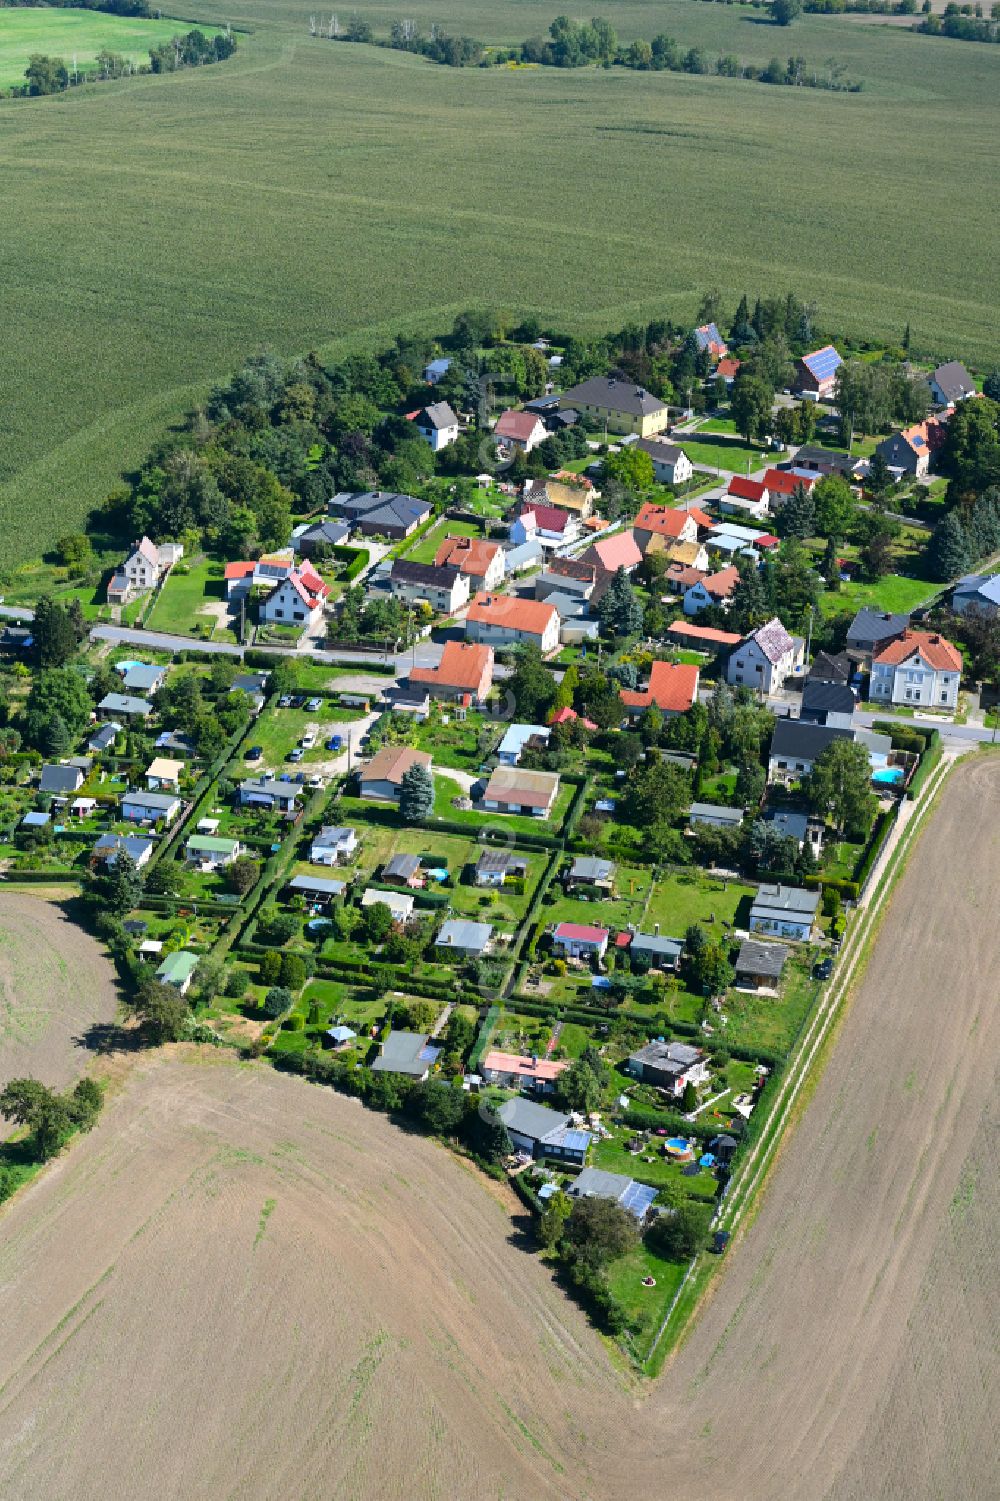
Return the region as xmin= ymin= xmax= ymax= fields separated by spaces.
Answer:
xmin=952 ymin=572 xmax=1000 ymax=619
xmin=688 ymin=802 xmax=744 ymax=829
xmin=496 ymin=1097 xmax=592 ymax=1164
xmin=928 ymin=360 xmax=975 ymax=406
xmin=329 ymin=490 xmax=432 ymax=540
xmin=436 ymin=919 xmax=492 ymax=957
xmin=845 ymin=608 xmax=909 ymax=657
xmin=372 ymin=1030 xmax=442 ymax=1079
xmin=98 ymin=693 xmax=153 ymax=719
xmin=749 ymin=883 xmax=819 ymax=940
xmin=568 ymin=1167 xmax=657 ymax=1220
xmin=39 ymin=763 xmax=84 ymax=795
xmin=628 ymin=933 xmax=683 ymax=970
xmin=735 ymin=939 xmax=789 ymax=990
xmin=626 ymin=1040 xmax=709 ymax=1096
xmin=566 ymin=856 xmax=615 ymax=890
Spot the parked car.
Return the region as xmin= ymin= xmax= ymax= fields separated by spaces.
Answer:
xmin=292 ymin=772 xmax=306 ymax=783
xmin=711 ymin=1230 xmax=730 ymax=1256
xmin=308 ymin=774 xmax=323 ymax=788
xmin=305 ymin=696 xmax=322 ymax=711
xmin=278 ymin=695 xmax=293 ymax=708
xmin=287 ymin=748 xmax=304 ymax=763
xmin=300 ymin=731 xmax=317 ymax=749
xmin=814 ymin=957 xmax=834 ymax=981
xmin=245 ymin=745 xmax=263 ymax=761
xmin=326 ymin=734 xmax=343 ymax=752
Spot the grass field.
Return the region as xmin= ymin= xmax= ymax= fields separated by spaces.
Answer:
xmin=0 ymin=2 xmax=997 ymax=564
xmin=0 ymin=8 xmax=223 ymax=90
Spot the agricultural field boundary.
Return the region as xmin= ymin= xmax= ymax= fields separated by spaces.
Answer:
xmin=642 ymin=742 xmax=961 ymax=1372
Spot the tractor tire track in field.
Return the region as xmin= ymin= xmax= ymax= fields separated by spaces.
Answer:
xmin=0 ymin=757 xmax=996 ymax=1499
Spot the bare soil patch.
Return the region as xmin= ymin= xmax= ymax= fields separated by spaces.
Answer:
xmin=0 ymin=891 xmax=119 ymax=1135
xmin=0 ymin=756 xmax=996 ymax=1499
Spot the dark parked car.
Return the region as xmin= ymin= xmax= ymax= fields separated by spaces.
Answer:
xmin=814 ymin=957 xmax=834 ymax=981
xmin=711 ymin=1230 xmax=731 ymax=1256
xmin=245 ymin=745 xmax=263 ymax=761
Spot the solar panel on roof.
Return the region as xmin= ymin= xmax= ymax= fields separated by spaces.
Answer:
xmin=805 ymin=346 xmax=842 ymax=381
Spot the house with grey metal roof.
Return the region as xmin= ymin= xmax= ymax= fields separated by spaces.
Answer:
xmin=119 ymin=662 xmax=166 ymax=695
xmin=495 ymin=1097 xmax=592 ymax=1164
xmin=688 ymin=802 xmax=744 ymax=830
xmin=568 ymin=1167 xmax=657 ymax=1221
xmin=628 ymin=933 xmax=684 ymax=971
xmin=952 ymin=572 xmax=1000 ymax=620
xmin=845 ymin=608 xmax=909 ymax=659
xmin=39 ymin=763 xmax=85 ymax=796
xmin=928 ymin=360 xmax=975 ymax=407
xmin=88 ymin=721 xmax=122 ymax=754
xmin=287 ymin=873 xmax=346 ymax=903
xmin=474 ymin=849 xmax=528 ymax=887
xmin=749 ymin=883 xmax=819 ymax=941
xmin=122 ymin=789 xmax=181 ymax=826
xmin=384 ymin=853 xmax=422 ymax=887
xmin=735 ymin=939 xmax=789 ymax=991
xmin=566 ymin=855 xmax=615 ymax=891
xmin=98 ymin=692 xmax=153 ymax=719
xmin=238 ymin=776 xmax=301 ymax=813
xmin=435 ymin=919 xmax=492 ymax=957
xmin=310 ymin=825 xmax=358 ymax=865
xmin=92 ymin=833 xmax=154 ymax=868
xmin=372 ymin=1030 xmax=442 ymax=1079
xmin=626 ymin=1040 xmax=709 ymax=1097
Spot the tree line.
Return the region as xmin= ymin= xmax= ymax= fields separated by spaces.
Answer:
xmin=15 ymin=28 xmax=236 ymax=98
xmin=324 ymin=13 xmax=863 ymax=89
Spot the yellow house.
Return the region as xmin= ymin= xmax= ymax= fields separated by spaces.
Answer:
xmin=557 ymin=375 xmax=669 ymax=438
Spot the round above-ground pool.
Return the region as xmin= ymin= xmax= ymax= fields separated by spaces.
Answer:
xmin=872 ymin=767 xmax=905 ymax=785
xmin=664 ymin=1137 xmax=693 ymax=1157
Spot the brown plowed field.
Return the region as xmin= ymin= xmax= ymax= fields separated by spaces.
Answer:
xmin=0 ymin=759 xmax=997 ymax=1500
xmin=0 ymin=891 xmax=119 ymax=1135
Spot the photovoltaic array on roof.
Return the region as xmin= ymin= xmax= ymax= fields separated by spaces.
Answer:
xmin=803 ymin=345 xmax=842 ymax=382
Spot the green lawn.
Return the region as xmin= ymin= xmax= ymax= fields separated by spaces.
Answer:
xmin=724 ymin=953 xmax=821 ymax=1055
xmin=677 ymin=433 xmax=764 ymax=475
xmin=606 ymin=1241 xmax=689 ymax=1364
xmin=396 ymin=708 xmax=500 ymax=773
xmin=432 ymin=771 xmax=576 ymax=837
xmin=540 ymin=864 xmax=653 ymax=932
xmin=0 ymin=8 xmax=224 ymax=89
xmin=146 ymin=558 xmax=236 ymax=640
xmin=592 ymin=1128 xmax=719 ymax=1199
xmin=237 ymin=701 xmax=360 ymax=771
xmin=403 ymin=517 xmax=482 ymax=565
xmin=644 ymin=872 xmax=755 ymax=936
xmin=818 ymin=572 xmax=939 ymax=619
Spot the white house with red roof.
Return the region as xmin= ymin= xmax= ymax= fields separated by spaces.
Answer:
xmin=552 ymin=922 xmax=610 ymax=960
xmin=509 ymin=503 xmax=578 ymax=548
xmin=259 ymin=564 xmax=330 ymax=632
xmin=869 ymin=630 xmax=961 ymax=710
xmin=224 ymin=552 xmax=296 ymax=601
xmin=722 ymin=476 xmax=770 ymax=520
xmin=480 ymin=1050 xmax=569 ymax=1096
xmin=726 ymin=617 xmax=804 ymax=694
xmin=495 ymin=409 xmax=547 ymax=453
xmin=620 ymin=660 xmax=699 ymax=718
xmin=465 ymin=593 xmax=561 ymax=654
xmin=683 ymin=565 xmax=740 ymax=616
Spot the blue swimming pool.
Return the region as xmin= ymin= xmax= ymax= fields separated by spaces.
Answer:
xmin=872 ymin=767 xmax=905 ymax=785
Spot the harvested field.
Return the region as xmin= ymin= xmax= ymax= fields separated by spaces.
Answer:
xmin=0 ymin=755 xmax=997 ymax=1499
xmin=0 ymin=891 xmax=119 ymax=1136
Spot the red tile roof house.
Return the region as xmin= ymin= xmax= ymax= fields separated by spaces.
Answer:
xmin=510 ymin=502 xmax=577 ymax=547
xmin=682 ymin=565 xmax=740 ymax=615
xmin=465 ymin=593 xmax=561 ymax=655
xmin=480 ymin=1050 xmax=569 ymax=1096
xmin=633 ymin=502 xmax=701 ymax=555
xmin=763 ymin=467 xmax=817 ymax=499
xmin=552 ymin=922 xmax=610 ymax=960
xmin=259 ymin=565 xmax=330 ymax=631
xmin=494 ymin=409 xmax=548 ymax=453
xmin=716 ymin=357 xmax=741 ymax=385
xmin=409 ymin=641 xmax=495 ymax=705
xmin=869 ymin=629 xmax=962 ymax=710
xmin=722 ymin=476 xmax=770 ymax=520
xmin=667 ymin=621 xmax=742 ymax=652
xmin=434 ymin=534 xmax=506 ymax=591
xmin=620 ymin=660 xmax=700 ymax=719
xmin=663 ymin=562 xmax=709 ymax=596
xmin=874 ymin=416 xmax=949 ymax=479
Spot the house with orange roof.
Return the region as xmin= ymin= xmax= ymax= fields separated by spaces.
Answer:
xmin=409 ymin=641 xmax=494 ymax=705
xmin=667 ymin=621 xmax=742 ymax=652
xmin=620 ymin=660 xmax=699 ymax=719
xmin=633 ymin=502 xmax=700 ymax=554
xmin=259 ymin=564 xmax=330 ymax=633
xmin=869 ymin=630 xmax=961 ymax=710
xmin=495 ymin=409 xmax=547 ymax=453
xmin=434 ymin=534 xmax=506 ymax=590
xmin=716 ymin=357 xmax=741 ymax=386
xmin=683 ymin=566 xmax=740 ymax=616
xmin=874 ymin=416 xmax=949 ymax=479
xmin=465 ymin=593 xmax=560 ymax=654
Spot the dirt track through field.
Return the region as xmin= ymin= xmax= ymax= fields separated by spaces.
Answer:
xmin=0 ymin=759 xmax=997 ymax=1499
xmin=0 ymin=892 xmax=119 ymax=1136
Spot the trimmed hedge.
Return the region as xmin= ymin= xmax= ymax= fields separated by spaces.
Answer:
xmin=906 ymin=730 xmax=942 ymax=801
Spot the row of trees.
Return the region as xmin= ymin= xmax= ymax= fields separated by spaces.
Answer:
xmin=22 ymin=31 xmax=235 ymax=96
xmin=0 ymin=1076 xmax=103 ymax=1166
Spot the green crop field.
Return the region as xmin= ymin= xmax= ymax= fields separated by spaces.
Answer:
xmin=0 ymin=0 xmax=997 ymax=563
xmin=0 ymin=9 xmax=222 ymax=89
